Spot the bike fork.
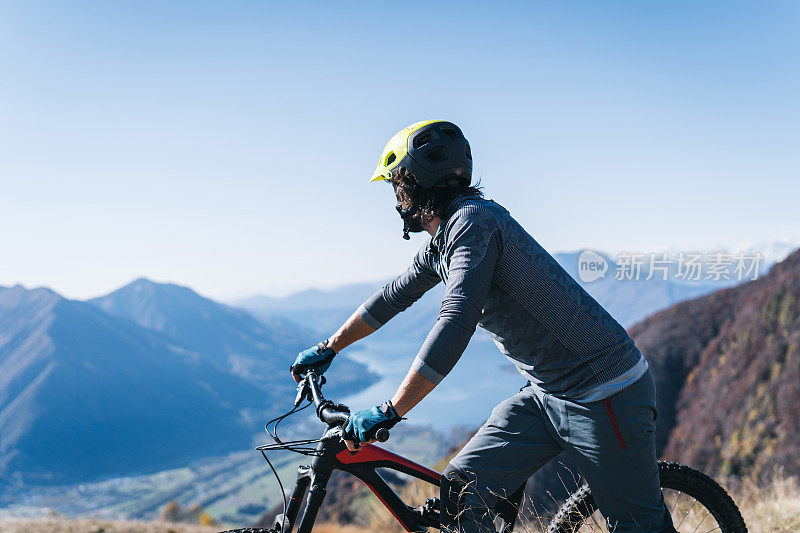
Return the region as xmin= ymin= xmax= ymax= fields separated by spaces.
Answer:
xmin=294 ymin=451 xmax=336 ymax=533
xmin=278 ymin=465 xmax=312 ymax=531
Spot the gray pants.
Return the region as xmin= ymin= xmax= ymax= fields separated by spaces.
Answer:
xmin=441 ymin=370 xmax=675 ymax=532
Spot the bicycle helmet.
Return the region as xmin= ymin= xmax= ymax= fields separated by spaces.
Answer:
xmin=370 ymin=120 xmax=472 ymax=188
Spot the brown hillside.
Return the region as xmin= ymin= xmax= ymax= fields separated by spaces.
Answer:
xmin=631 ymin=248 xmax=800 ymax=479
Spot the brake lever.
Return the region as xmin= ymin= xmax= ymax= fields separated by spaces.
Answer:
xmin=322 ymin=426 xmax=343 ymax=442
xmin=294 ymin=380 xmax=310 ymax=407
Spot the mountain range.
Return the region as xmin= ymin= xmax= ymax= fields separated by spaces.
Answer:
xmin=92 ymin=278 xmax=329 ymax=389
xmin=0 ymin=279 xmax=371 ymax=489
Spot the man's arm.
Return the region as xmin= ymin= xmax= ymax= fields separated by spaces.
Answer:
xmin=292 ymin=244 xmax=440 ymax=382
xmin=391 ymin=368 xmax=437 ymax=417
xmin=292 ymin=311 xmax=377 ymax=383
xmin=331 ymin=243 xmax=440 ymax=351
xmin=330 ymin=241 xmax=441 ymax=352
xmin=357 ymin=245 xmax=441 ymax=330
xmin=327 ymin=310 xmax=376 ymax=353
xmin=408 ymin=210 xmax=501 ymax=385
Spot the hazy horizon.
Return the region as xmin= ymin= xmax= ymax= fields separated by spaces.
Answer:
xmin=4 ymin=238 xmax=797 ymax=303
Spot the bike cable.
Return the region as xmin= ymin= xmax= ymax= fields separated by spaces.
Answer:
xmin=259 ymin=399 xmax=324 ymax=526
xmin=259 ymin=447 xmax=288 ymax=528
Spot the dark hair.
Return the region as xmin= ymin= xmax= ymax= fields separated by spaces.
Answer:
xmin=390 ymin=166 xmax=484 ymax=225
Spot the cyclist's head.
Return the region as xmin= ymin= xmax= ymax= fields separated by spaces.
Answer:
xmin=389 ymin=166 xmax=483 ymax=238
xmin=370 ymin=120 xmax=479 ymax=238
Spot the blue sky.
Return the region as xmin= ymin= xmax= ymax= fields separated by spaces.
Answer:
xmin=1 ymin=1 xmax=798 ymax=300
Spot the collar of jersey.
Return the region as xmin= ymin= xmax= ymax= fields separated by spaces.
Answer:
xmin=430 ymin=194 xmax=479 ymax=252
xmin=431 ymin=224 xmax=445 ymax=252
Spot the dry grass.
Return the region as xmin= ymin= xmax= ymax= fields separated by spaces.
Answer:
xmin=310 ymin=525 xmax=377 ymax=533
xmin=0 ymin=516 xmax=219 ymax=533
xmin=513 ymin=474 xmax=800 ymax=532
xmin=0 ymin=518 xmax=384 ymax=533
xmin=733 ymin=474 xmax=800 ymax=533
xmin=364 ymin=473 xmax=800 ymax=533
xmin=0 ymin=518 xmax=373 ymax=533
xmin=2 ymin=475 xmax=798 ymax=532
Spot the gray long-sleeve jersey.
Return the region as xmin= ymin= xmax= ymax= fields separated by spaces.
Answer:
xmin=358 ymin=195 xmax=647 ymax=402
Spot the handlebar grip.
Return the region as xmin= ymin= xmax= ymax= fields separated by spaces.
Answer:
xmin=375 ymin=428 xmax=390 ymax=442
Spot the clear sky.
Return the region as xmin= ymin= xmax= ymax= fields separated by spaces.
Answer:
xmin=1 ymin=1 xmax=798 ymax=300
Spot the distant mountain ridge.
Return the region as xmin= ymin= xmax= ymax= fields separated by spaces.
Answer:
xmin=0 ymin=285 xmax=265 ymax=486
xmin=0 ymin=280 xmax=372 ymax=488
xmin=90 ymin=279 xmax=306 ymax=385
xmin=89 ymin=278 xmax=370 ymax=396
xmin=236 ymin=282 xmax=380 ymax=336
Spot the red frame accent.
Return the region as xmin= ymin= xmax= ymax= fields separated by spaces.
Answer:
xmin=336 ymin=443 xmax=441 ymax=483
xmin=361 ymin=479 xmax=413 ymax=532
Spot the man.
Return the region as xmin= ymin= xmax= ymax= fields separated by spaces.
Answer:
xmin=290 ymin=120 xmax=676 ymax=532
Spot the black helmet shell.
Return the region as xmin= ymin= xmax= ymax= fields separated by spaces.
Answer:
xmin=370 ymin=120 xmax=473 ymax=188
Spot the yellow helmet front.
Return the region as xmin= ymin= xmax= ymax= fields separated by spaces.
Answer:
xmin=369 ymin=120 xmax=472 ymax=188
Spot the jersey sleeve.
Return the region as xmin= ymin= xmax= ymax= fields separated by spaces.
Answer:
xmin=411 ymin=208 xmax=501 ymax=385
xmin=358 ymin=243 xmax=441 ymax=329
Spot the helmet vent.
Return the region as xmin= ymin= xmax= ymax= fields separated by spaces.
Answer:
xmin=385 ymin=152 xmax=396 ymax=166
xmin=413 ymin=132 xmax=433 ymax=149
xmin=425 ymin=147 xmax=448 ymax=163
xmin=442 ymin=127 xmax=457 ymax=139
xmin=465 ymin=143 xmax=472 ymax=161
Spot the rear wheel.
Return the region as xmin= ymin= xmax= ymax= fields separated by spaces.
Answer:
xmin=546 ymin=461 xmax=747 ymax=533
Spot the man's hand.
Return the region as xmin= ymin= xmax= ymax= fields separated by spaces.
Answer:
xmin=290 ymin=341 xmax=337 ymax=382
xmin=342 ymin=401 xmax=402 ymax=452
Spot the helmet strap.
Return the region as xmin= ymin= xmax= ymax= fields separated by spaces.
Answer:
xmin=395 ymin=203 xmax=421 ymax=240
xmin=402 ymin=218 xmax=412 ymax=240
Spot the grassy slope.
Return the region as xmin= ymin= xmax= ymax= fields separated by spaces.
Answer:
xmin=0 ymin=517 xmax=374 ymax=533
xmin=369 ymin=474 xmax=800 ymax=533
xmin=3 ymin=477 xmax=798 ymax=533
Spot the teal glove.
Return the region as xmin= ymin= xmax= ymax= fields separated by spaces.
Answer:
xmin=291 ymin=341 xmax=337 ymax=378
xmin=343 ymin=401 xmax=402 ymax=444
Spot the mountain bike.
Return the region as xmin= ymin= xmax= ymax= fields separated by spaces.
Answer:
xmin=223 ymin=373 xmax=747 ymax=532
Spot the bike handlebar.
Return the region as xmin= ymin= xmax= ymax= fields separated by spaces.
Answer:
xmin=304 ymin=372 xmax=390 ymax=443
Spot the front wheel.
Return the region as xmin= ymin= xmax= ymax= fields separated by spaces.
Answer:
xmin=220 ymin=529 xmax=275 ymax=533
xmin=221 ymin=512 xmax=287 ymax=532
xmin=546 ymin=461 xmax=747 ymax=533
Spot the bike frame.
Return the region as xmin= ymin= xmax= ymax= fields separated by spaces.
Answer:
xmin=282 ymin=430 xmax=442 ymax=533
xmin=267 ymin=373 xmax=522 ymax=533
